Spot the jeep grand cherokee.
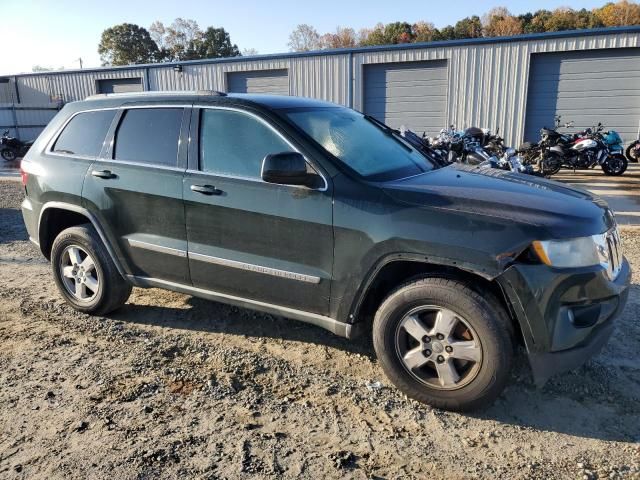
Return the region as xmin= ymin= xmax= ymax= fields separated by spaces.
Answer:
xmin=20 ymin=91 xmax=630 ymax=411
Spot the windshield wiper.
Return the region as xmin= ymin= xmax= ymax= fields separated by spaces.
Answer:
xmin=364 ymin=115 xmax=413 ymax=153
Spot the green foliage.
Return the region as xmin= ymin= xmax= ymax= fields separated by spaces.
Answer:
xmin=100 ymin=19 xmax=241 ymax=65
xmin=98 ymin=23 xmax=160 ymax=66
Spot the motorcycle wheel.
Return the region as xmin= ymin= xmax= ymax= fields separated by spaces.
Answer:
xmin=1 ymin=148 xmax=16 ymax=161
xmin=626 ymin=141 xmax=639 ymax=163
xmin=541 ymin=153 xmax=562 ymax=176
xmin=602 ymin=154 xmax=628 ymax=176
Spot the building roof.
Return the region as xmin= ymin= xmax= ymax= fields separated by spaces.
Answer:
xmin=3 ymin=25 xmax=640 ymax=79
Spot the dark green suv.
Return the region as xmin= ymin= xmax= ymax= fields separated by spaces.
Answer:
xmin=20 ymin=92 xmax=630 ymax=411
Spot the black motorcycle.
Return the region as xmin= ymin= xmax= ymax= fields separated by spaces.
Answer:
xmin=626 ymin=138 xmax=639 ymax=163
xmin=1 ymin=130 xmax=33 ymax=161
xmin=543 ymin=123 xmax=627 ymax=176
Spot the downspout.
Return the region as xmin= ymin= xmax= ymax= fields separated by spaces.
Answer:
xmin=11 ymin=76 xmax=20 ymax=139
xmin=348 ymin=51 xmax=353 ymax=108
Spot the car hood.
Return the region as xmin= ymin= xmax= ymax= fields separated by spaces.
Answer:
xmin=381 ymin=164 xmax=615 ymax=238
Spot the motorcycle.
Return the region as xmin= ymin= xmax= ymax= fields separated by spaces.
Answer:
xmin=483 ymin=147 xmax=540 ymax=175
xmin=543 ymin=122 xmax=627 ymax=176
xmin=626 ymin=138 xmax=640 ymax=163
xmin=1 ymin=130 xmax=33 ymax=161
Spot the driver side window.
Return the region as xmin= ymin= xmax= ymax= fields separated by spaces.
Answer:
xmin=199 ymin=109 xmax=293 ymax=178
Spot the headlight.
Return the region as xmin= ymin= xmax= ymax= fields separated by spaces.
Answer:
xmin=532 ymin=237 xmax=600 ymax=268
xmin=532 ymin=228 xmax=623 ymax=279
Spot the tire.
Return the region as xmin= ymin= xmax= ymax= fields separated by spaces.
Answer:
xmin=372 ymin=277 xmax=513 ymax=412
xmin=540 ymin=153 xmax=562 ymax=176
xmin=50 ymin=224 xmax=132 ymax=315
xmin=601 ymin=153 xmax=627 ymax=176
xmin=1 ymin=148 xmax=16 ymax=161
xmin=626 ymin=141 xmax=639 ymax=163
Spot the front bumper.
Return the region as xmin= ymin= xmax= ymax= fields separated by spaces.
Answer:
xmin=497 ymin=257 xmax=631 ymax=386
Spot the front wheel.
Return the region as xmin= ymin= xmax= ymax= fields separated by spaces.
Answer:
xmin=601 ymin=153 xmax=627 ymax=176
xmin=1 ymin=148 xmax=16 ymax=161
xmin=372 ymin=277 xmax=513 ymax=412
xmin=626 ymin=141 xmax=639 ymax=163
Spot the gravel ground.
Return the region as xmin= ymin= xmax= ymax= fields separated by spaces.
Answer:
xmin=0 ymin=180 xmax=639 ymax=479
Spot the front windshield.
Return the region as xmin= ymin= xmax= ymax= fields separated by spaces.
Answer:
xmin=281 ymin=107 xmax=434 ymax=181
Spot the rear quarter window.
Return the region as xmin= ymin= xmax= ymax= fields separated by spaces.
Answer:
xmin=52 ymin=110 xmax=116 ymax=157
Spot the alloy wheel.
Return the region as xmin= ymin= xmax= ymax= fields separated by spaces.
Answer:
xmin=59 ymin=245 xmax=100 ymax=302
xmin=395 ymin=305 xmax=482 ymax=390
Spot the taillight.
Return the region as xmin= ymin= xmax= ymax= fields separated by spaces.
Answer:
xmin=20 ymin=166 xmax=28 ymax=187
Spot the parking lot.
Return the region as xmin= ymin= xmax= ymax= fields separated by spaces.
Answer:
xmin=554 ymin=163 xmax=640 ymax=226
xmin=0 ymin=167 xmax=639 ymax=479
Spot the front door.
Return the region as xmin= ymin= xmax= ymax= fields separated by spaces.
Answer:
xmin=83 ymin=105 xmax=190 ymax=284
xmin=183 ymin=106 xmax=333 ymax=315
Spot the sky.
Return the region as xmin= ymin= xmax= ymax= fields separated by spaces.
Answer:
xmin=1 ymin=0 xmax=608 ymax=75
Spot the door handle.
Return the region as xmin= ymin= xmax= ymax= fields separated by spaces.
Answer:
xmin=190 ymin=184 xmax=222 ymax=195
xmin=91 ymin=169 xmax=115 ymax=179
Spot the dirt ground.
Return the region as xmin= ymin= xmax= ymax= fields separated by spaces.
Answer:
xmin=0 ymin=180 xmax=638 ymax=480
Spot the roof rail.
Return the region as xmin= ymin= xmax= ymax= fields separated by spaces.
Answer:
xmin=85 ymin=90 xmax=227 ymax=100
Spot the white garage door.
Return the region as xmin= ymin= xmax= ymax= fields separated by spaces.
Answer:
xmin=363 ymin=60 xmax=448 ymax=137
xmin=227 ymin=69 xmax=289 ymax=95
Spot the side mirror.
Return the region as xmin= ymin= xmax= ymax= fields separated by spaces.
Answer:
xmin=261 ymin=152 xmax=320 ymax=188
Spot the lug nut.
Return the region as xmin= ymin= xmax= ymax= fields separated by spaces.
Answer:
xmin=423 ymin=349 xmax=432 ymax=357
xmin=445 ymin=346 xmax=453 ymax=353
xmin=422 ymin=335 xmax=431 ymax=343
xmin=436 ymin=333 xmax=445 ymax=340
xmin=437 ymin=355 xmax=444 ymax=363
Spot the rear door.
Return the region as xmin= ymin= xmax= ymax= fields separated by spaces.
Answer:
xmin=183 ymin=105 xmax=333 ymax=315
xmin=83 ymin=103 xmax=191 ymax=284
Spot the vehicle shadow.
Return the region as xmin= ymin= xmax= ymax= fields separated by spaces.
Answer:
xmin=109 ymin=295 xmax=375 ymax=358
xmin=0 ymin=208 xmax=29 ymax=243
xmin=109 ymin=291 xmax=639 ymax=443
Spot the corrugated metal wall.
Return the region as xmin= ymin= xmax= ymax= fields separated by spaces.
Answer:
xmin=17 ymin=68 xmax=147 ymax=104
xmin=352 ymin=31 xmax=640 ymax=145
xmin=3 ymin=29 xmax=640 ymax=144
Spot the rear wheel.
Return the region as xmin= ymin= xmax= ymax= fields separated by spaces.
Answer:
xmin=1 ymin=148 xmax=16 ymax=161
xmin=540 ymin=153 xmax=562 ymax=176
xmin=51 ymin=224 xmax=132 ymax=315
xmin=626 ymin=141 xmax=639 ymax=163
xmin=601 ymin=153 xmax=627 ymax=176
xmin=372 ymin=277 xmax=513 ymax=412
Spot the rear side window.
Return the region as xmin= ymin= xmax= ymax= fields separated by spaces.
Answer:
xmin=199 ymin=109 xmax=292 ymax=178
xmin=114 ymin=108 xmax=183 ymax=166
xmin=53 ymin=110 xmax=115 ymax=157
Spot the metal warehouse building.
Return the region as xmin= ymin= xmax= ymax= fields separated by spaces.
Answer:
xmin=1 ymin=26 xmax=639 ymax=147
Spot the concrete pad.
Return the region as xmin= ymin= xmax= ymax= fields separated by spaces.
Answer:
xmin=553 ymin=163 xmax=640 ymax=226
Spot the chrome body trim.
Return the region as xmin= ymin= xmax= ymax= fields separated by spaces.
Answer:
xmin=127 ymin=238 xmax=187 ymax=258
xmin=127 ymin=275 xmax=352 ymax=338
xmin=188 ymin=251 xmax=321 ymax=284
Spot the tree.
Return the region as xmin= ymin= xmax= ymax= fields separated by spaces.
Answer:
xmin=434 ymin=25 xmax=456 ymax=41
xmin=242 ymin=48 xmax=259 ymax=56
xmin=150 ymin=18 xmax=202 ymax=61
xmin=454 ymin=16 xmax=483 ymax=39
xmin=482 ymin=7 xmax=523 ymax=36
xmin=197 ymin=27 xmax=241 ymax=58
xmin=360 ymin=22 xmax=413 ymax=45
xmin=319 ymin=26 xmax=357 ymax=49
xmin=594 ymin=0 xmax=640 ymax=26
xmin=98 ymin=23 xmax=160 ymax=66
xmin=288 ymin=24 xmax=321 ymax=51
xmin=412 ymin=21 xmax=438 ymax=42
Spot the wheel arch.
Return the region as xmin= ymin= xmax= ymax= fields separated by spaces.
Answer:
xmin=38 ymin=202 xmax=128 ymax=278
xmin=349 ymin=256 xmax=521 ymax=344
